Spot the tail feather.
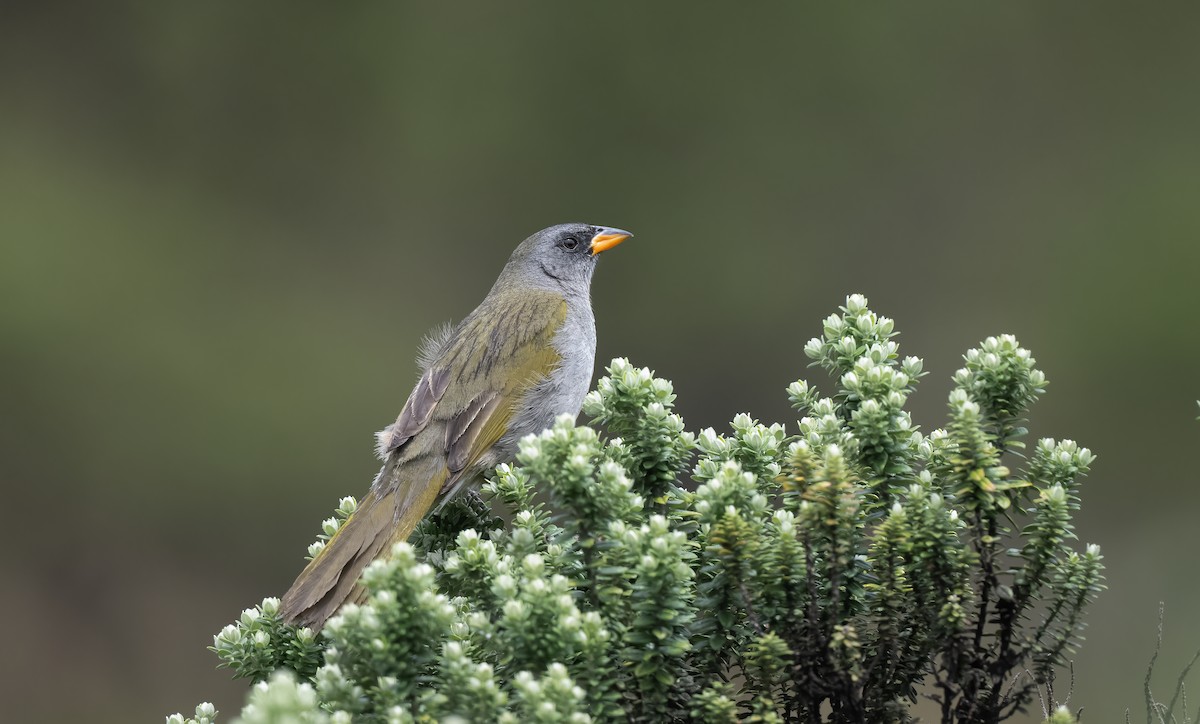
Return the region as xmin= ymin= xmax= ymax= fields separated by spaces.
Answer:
xmin=279 ymin=462 xmax=447 ymax=631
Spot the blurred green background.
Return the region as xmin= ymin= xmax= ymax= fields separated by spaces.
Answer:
xmin=3 ymin=4 xmax=1198 ymax=722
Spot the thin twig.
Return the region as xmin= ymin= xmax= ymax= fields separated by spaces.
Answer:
xmin=1164 ymin=645 xmax=1200 ymax=723
xmin=1148 ymin=603 xmax=1165 ymax=724
xmin=1035 ymin=668 xmax=1051 ymax=718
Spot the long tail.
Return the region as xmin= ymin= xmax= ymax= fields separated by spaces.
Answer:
xmin=279 ymin=458 xmax=447 ymax=631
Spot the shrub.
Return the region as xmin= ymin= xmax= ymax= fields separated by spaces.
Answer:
xmin=173 ymin=295 xmax=1102 ymax=724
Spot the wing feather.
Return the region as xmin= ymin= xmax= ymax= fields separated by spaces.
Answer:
xmin=445 ymin=392 xmax=501 ymax=473
xmin=374 ymin=365 xmax=451 ymax=459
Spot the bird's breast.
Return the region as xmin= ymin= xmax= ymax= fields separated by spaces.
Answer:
xmin=504 ymin=299 xmax=596 ymax=445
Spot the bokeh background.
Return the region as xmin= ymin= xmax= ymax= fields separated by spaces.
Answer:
xmin=3 ymin=4 xmax=1198 ymax=722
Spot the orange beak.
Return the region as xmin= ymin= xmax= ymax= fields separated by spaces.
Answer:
xmin=589 ymin=226 xmax=633 ymax=256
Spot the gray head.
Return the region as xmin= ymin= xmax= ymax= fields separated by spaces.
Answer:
xmin=494 ymin=223 xmax=632 ymax=295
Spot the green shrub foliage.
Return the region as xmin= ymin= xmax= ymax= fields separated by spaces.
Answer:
xmin=175 ymin=295 xmax=1101 ymax=724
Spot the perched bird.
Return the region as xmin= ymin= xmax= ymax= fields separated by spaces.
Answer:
xmin=280 ymin=223 xmax=631 ymax=630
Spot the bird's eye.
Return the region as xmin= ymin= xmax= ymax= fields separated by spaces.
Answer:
xmin=561 ymin=236 xmax=580 ymax=251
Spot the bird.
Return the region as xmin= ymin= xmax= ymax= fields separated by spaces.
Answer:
xmin=279 ymin=222 xmax=632 ymax=630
